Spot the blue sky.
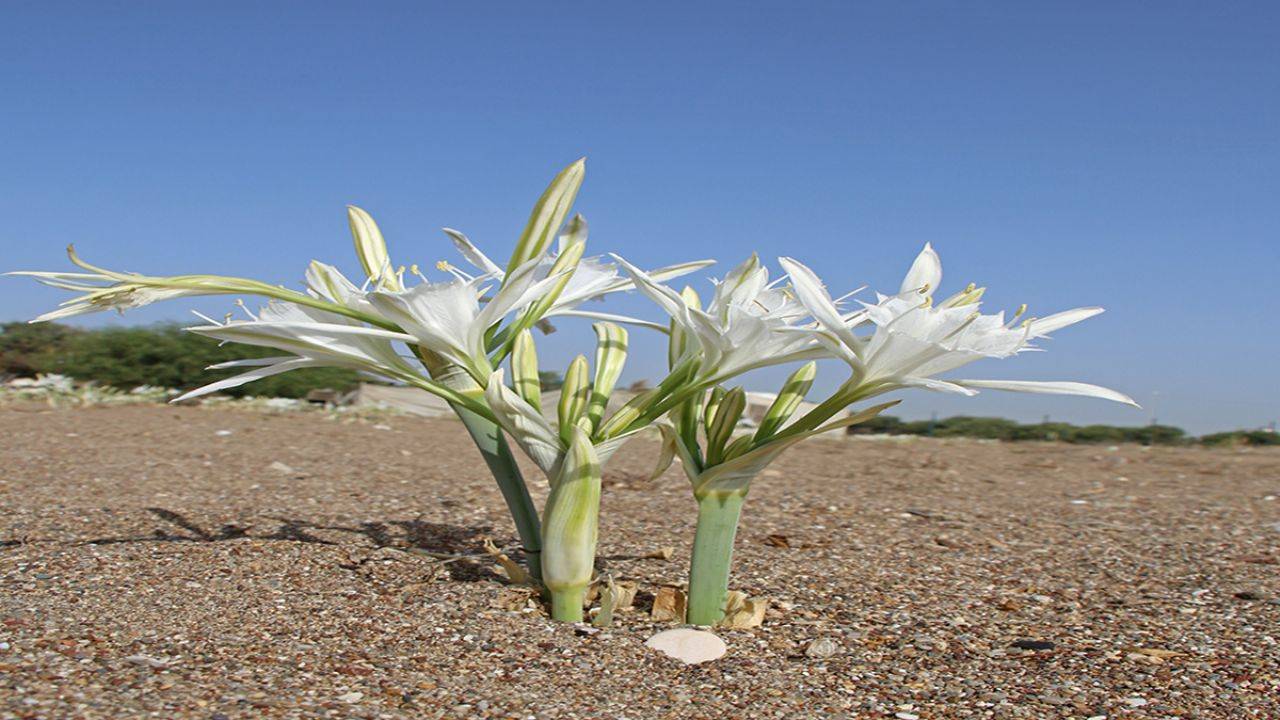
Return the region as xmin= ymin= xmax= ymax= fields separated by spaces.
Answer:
xmin=3 ymin=2 xmax=1276 ymax=434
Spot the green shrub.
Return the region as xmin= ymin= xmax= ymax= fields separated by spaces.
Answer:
xmin=0 ymin=322 xmax=81 ymax=376
xmin=932 ymin=416 xmax=1020 ymax=440
xmin=2 ymin=322 xmax=357 ymax=398
xmin=1201 ymin=430 xmax=1280 ymax=447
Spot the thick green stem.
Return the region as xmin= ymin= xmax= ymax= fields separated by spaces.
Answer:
xmin=549 ymin=585 xmax=587 ymax=622
xmin=454 ymin=408 xmax=543 ymax=584
xmin=687 ymin=492 xmax=746 ymax=626
xmin=419 ymin=350 xmax=543 ymax=584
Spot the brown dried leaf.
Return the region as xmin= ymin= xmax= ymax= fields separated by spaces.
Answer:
xmin=719 ymin=590 xmax=767 ymax=629
xmin=651 ymin=586 xmax=687 ymax=623
xmin=763 ymin=534 xmax=791 ymax=548
xmin=592 ymin=577 xmax=637 ymax=628
xmin=482 ymin=538 xmax=533 ymax=586
xmin=644 ymin=547 xmax=675 ymax=561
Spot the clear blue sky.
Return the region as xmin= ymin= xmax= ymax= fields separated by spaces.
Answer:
xmin=3 ymin=2 xmax=1276 ymax=434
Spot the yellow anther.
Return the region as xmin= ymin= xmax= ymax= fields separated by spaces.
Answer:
xmin=918 ymin=283 xmax=931 ymax=295
xmin=921 ymin=295 xmax=933 ymax=308
xmin=435 ymin=260 xmax=452 ymax=271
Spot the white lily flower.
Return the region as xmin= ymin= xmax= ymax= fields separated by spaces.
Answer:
xmin=9 ymin=246 xmax=395 ymax=329
xmin=366 ymin=256 xmax=569 ymax=381
xmin=445 ymin=223 xmax=713 ymax=330
xmin=172 ymin=300 xmax=432 ymax=402
xmin=778 ymin=245 xmax=1137 ymax=406
xmin=613 ymin=253 xmax=823 ymax=382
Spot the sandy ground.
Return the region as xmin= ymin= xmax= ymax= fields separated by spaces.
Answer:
xmin=0 ymin=404 xmax=1277 ymax=719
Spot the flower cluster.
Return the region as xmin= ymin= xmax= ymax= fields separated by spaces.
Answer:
xmin=9 ymin=159 xmax=1135 ymax=624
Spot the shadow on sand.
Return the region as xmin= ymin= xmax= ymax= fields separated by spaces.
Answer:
xmin=81 ymin=507 xmax=506 ymax=583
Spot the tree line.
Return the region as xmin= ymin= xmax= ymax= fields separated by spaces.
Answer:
xmin=1 ymin=321 xmax=1274 ymax=446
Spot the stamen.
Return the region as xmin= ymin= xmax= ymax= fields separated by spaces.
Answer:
xmin=191 ymin=310 xmax=222 ymax=326
xmin=234 ymin=298 xmax=258 ymax=321
xmin=942 ymin=311 xmax=981 ymax=342
xmin=1003 ymin=304 xmax=1029 ymax=329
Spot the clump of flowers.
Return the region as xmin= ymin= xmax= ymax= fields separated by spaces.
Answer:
xmin=9 ymin=161 xmax=1135 ymax=626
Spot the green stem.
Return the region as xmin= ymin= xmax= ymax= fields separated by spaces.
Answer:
xmin=687 ymin=492 xmax=746 ymax=626
xmin=454 ymin=408 xmax=543 ymax=584
xmin=549 ymin=585 xmax=587 ymax=622
xmin=420 ymin=349 xmax=542 ymax=584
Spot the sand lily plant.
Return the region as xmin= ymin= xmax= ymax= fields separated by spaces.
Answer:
xmin=9 ymin=167 xmax=1137 ymax=629
xmin=635 ymin=249 xmax=1136 ymax=625
xmin=9 ymin=159 xmax=709 ymax=592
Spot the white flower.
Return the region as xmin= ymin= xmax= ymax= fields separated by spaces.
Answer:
xmin=10 ymin=267 xmax=216 ymax=322
xmin=445 ymin=221 xmax=712 ymax=329
xmin=778 ymin=245 xmax=1137 ymax=406
xmin=613 ymin=254 xmax=822 ymax=381
xmin=173 ymin=300 xmax=444 ymax=404
xmin=367 ymin=256 xmax=568 ymax=381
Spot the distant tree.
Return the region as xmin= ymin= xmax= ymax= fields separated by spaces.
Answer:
xmin=0 ymin=322 xmax=81 ymax=377
xmin=2 ymin=322 xmax=357 ymax=398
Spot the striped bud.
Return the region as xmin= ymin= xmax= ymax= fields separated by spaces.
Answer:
xmin=705 ymin=387 xmax=745 ymax=466
xmin=508 ymin=158 xmax=586 ymax=274
xmin=558 ymin=355 xmax=591 ymax=444
xmin=754 ymin=361 xmax=817 ymax=442
xmin=347 ymin=206 xmax=400 ymax=291
xmin=586 ymin=322 xmax=628 ymax=432
xmin=511 ymin=329 xmax=541 ymax=407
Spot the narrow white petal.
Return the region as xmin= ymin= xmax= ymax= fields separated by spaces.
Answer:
xmin=549 ymin=309 xmax=670 ymax=332
xmin=892 ymin=376 xmax=979 ymax=396
xmin=443 ymin=228 xmax=504 ymax=277
xmin=171 ymin=358 xmax=320 ymax=403
xmin=777 ymin=257 xmax=862 ymax=358
xmin=206 ymin=356 xmax=297 ymax=370
xmin=1029 ymin=307 xmax=1104 ymax=336
xmin=610 ymin=254 xmax=695 ymax=325
xmin=953 ymin=379 xmax=1140 ymax=406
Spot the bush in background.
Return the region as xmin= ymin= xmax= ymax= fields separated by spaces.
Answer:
xmin=1 ymin=322 xmax=357 ymax=398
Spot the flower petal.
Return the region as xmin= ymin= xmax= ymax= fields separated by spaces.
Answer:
xmin=900 ymin=242 xmax=942 ymax=295
xmin=953 ymin=379 xmax=1139 ymax=406
xmin=1029 ymin=307 xmax=1104 ymax=336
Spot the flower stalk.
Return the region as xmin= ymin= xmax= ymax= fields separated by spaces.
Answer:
xmin=687 ymin=491 xmax=746 ymax=626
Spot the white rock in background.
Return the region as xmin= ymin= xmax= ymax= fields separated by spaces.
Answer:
xmin=644 ymin=628 xmax=726 ymax=665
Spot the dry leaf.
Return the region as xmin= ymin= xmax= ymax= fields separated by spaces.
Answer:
xmin=482 ymin=538 xmax=533 ymax=585
xmin=719 ymin=590 xmax=767 ymax=629
xmin=651 ymin=586 xmax=687 ymax=622
xmin=644 ymin=547 xmax=675 ymax=561
xmin=763 ymin=534 xmax=791 ymax=548
xmin=592 ymin=577 xmax=624 ymax=628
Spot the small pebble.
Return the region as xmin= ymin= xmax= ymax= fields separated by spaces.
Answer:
xmin=805 ymin=638 xmax=839 ymax=658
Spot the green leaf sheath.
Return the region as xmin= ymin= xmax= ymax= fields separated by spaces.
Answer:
xmin=687 ymin=492 xmax=747 ymax=626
